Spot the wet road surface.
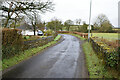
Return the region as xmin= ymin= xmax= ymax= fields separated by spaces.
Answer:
xmin=3 ymin=34 xmax=88 ymax=78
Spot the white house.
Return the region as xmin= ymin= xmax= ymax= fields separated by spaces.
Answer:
xmin=17 ymin=23 xmax=38 ymax=35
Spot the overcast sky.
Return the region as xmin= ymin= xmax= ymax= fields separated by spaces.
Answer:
xmin=41 ymin=0 xmax=119 ymax=27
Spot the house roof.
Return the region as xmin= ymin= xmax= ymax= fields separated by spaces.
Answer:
xmin=17 ymin=23 xmax=34 ymax=30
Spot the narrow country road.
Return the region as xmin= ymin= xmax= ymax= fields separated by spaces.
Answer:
xmin=3 ymin=34 xmax=88 ymax=78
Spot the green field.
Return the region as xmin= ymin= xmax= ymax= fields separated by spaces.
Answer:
xmin=91 ymin=33 xmax=119 ymax=41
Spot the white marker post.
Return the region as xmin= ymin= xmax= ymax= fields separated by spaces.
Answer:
xmin=87 ymin=25 xmax=91 ymax=31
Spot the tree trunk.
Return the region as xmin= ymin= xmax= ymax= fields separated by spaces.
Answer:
xmin=68 ymin=26 xmax=70 ymax=31
xmin=77 ymin=25 xmax=79 ymax=31
xmin=4 ymin=18 xmax=9 ymax=28
xmin=33 ymin=25 xmax=36 ymax=36
xmin=78 ymin=25 xmax=81 ymax=31
xmin=14 ymin=19 xmax=16 ymax=29
xmin=60 ymin=28 xmax=62 ymax=31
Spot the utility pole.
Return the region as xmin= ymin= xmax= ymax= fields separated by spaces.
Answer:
xmin=55 ymin=22 xmax=56 ymax=33
xmin=88 ymin=0 xmax=92 ymax=42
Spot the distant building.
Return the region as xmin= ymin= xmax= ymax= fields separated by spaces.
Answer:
xmin=17 ymin=23 xmax=33 ymax=31
xmin=16 ymin=23 xmax=38 ymax=35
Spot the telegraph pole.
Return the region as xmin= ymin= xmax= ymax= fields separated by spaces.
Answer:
xmin=88 ymin=0 xmax=92 ymax=42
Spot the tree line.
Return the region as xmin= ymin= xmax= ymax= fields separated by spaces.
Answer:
xmin=46 ymin=14 xmax=114 ymax=33
xmin=0 ymin=0 xmax=115 ymax=33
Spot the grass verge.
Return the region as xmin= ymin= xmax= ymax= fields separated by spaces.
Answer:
xmin=54 ymin=35 xmax=61 ymax=41
xmin=82 ymin=42 xmax=120 ymax=79
xmin=2 ymin=35 xmax=61 ymax=71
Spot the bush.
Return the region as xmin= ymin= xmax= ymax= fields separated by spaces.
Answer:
xmin=2 ymin=28 xmax=23 ymax=59
xmin=24 ymin=36 xmax=30 ymax=39
xmin=44 ymin=30 xmax=53 ymax=36
xmin=105 ymin=51 xmax=119 ymax=68
xmin=79 ymin=23 xmax=88 ymax=33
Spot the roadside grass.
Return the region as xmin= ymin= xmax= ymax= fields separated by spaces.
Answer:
xmin=54 ymin=35 xmax=61 ymax=41
xmin=83 ymin=42 xmax=111 ymax=78
xmin=2 ymin=35 xmax=61 ymax=71
xmin=83 ymin=42 xmax=120 ymax=79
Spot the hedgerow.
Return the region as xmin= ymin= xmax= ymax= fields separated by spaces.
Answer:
xmin=2 ymin=28 xmax=23 ymax=59
xmin=90 ymin=37 xmax=120 ymax=71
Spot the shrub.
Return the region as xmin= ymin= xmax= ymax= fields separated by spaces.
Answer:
xmin=24 ymin=36 xmax=30 ymax=39
xmin=105 ymin=51 xmax=119 ymax=68
xmin=44 ymin=30 xmax=53 ymax=36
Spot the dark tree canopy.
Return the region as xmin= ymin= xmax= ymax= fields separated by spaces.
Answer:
xmin=79 ymin=21 xmax=88 ymax=33
xmin=46 ymin=19 xmax=63 ymax=31
xmin=64 ymin=19 xmax=74 ymax=31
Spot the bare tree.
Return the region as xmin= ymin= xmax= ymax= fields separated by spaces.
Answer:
xmin=0 ymin=0 xmax=54 ymax=28
xmin=26 ymin=12 xmax=40 ymax=36
xmin=94 ymin=14 xmax=113 ymax=32
xmin=76 ymin=19 xmax=81 ymax=31
xmin=94 ymin=14 xmax=109 ymax=27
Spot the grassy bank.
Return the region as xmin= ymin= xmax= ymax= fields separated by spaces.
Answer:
xmin=54 ymin=35 xmax=61 ymax=41
xmin=83 ymin=41 xmax=120 ymax=79
xmin=2 ymin=35 xmax=61 ymax=71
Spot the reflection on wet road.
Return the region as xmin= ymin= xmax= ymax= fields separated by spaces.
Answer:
xmin=3 ymin=34 xmax=83 ymax=78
